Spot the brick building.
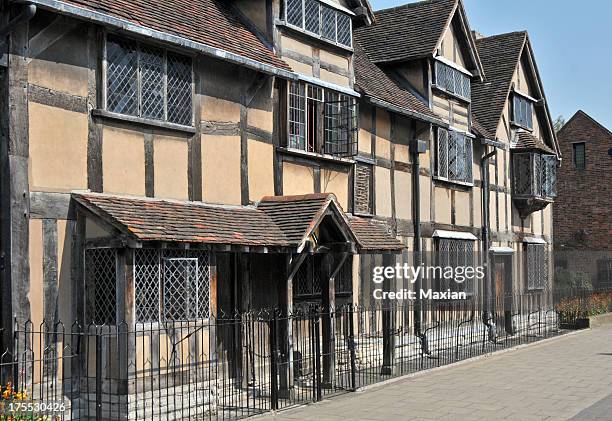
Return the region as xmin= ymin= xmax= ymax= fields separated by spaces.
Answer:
xmin=555 ymin=110 xmax=612 ymax=287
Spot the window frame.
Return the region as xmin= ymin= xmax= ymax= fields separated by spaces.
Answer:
xmin=511 ymin=93 xmax=534 ymax=130
xmin=433 ymin=60 xmax=471 ymax=102
xmin=102 ymin=32 xmax=195 ymax=128
xmin=286 ymin=80 xmax=358 ymax=158
xmin=434 ymin=127 xmax=474 ymax=186
xmin=435 ymin=238 xmax=476 ymax=295
xmin=133 ymin=248 xmax=211 ymax=326
xmin=512 ymin=152 xmax=557 ymax=199
xmin=524 ymin=243 xmax=548 ymax=291
xmin=572 ymin=142 xmax=586 ymax=170
xmin=283 ymin=0 xmax=353 ymax=49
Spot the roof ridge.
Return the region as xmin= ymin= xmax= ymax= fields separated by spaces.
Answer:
xmin=258 ymin=193 xmax=335 ymax=203
xmin=374 ymin=0 xmax=454 ymax=14
xmin=73 ymin=191 xmax=257 ymax=211
xmin=476 ymin=30 xmax=527 ymax=42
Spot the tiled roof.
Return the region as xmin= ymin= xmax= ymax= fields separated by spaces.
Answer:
xmin=73 ymin=193 xmax=403 ymax=252
xmin=472 ymin=32 xmax=527 ymax=136
xmin=353 ymin=41 xmax=440 ymax=122
xmin=354 ymin=0 xmax=456 ymax=64
xmin=257 ymin=194 xmax=346 ymax=246
xmin=57 ymin=0 xmax=291 ymax=71
xmin=74 ymin=193 xmax=290 ymax=247
xmin=348 ymin=216 xmax=405 ymax=251
xmin=472 ymin=118 xmax=495 ymax=140
xmin=514 ymin=131 xmax=555 ymax=154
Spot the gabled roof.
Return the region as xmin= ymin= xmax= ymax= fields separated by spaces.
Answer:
xmin=472 ymin=32 xmax=526 ymax=137
xmin=32 ymin=0 xmax=291 ymax=72
xmin=472 ymin=31 xmax=560 ymax=156
xmin=73 ymin=193 xmax=403 ymax=253
xmin=558 ymin=110 xmax=612 ymax=139
xmin=354 ymin=41 xmax=442 ymax=125
xmin=354 ymin=0 xmax=483 ymax=77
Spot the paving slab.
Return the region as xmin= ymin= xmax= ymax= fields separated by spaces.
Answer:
xmin=258 ymin=327 xmax=612 ymax=420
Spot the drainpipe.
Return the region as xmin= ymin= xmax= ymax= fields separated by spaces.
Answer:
xmin=481 ymin=145 xmax=497 ymax=342
xmin=410 ymin=122 xmax=430 ymax=355
xmin=0 ymin=2 xmax=37 ymax=38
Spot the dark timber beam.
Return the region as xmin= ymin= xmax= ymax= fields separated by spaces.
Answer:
xmin=0 ymin=14 xmax=31 ymax=346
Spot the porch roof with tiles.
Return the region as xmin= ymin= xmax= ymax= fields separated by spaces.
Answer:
xmin=73 ymin=193 xmax=403 ymax=253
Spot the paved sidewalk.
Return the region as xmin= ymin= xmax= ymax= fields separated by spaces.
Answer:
xmin=259 ymin=326 xmax=612 ymax=421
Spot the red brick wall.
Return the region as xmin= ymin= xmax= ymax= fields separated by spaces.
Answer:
xmin=555 ymin=111 xmax=612 ymax=251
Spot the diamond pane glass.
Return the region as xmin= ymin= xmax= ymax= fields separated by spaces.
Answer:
xmin=305 ymin=0 xmax=320 ymax=33
xmin=513 ymin=153 xmax=533 ymax=196
xmin=437 ymin=128 xmax=449 ymax=179
xmin=337 ymin=12 xmax=351 ymax=46
xmin=286 ymin=0 xmax=303 ymax=27
xmin=321 ymin=6 xmax=336 ymax=41
xmin=85 ymin=248 xmax=117 ymax=325
xmin=107 ymin=37 xmax=138 ymax=116
xmin=163 ymin=258 xmax=198 ymax=321
xmin=167 ymin=53 xmax=193 ymax=126
xmin=135 ymin=249 xmax=160 ymax=323
xmin=140 ymin=46 xmax=165 ymax=120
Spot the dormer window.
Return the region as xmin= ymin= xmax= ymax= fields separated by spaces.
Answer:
xmin=512 ymin=94 xmax=533 ymax=130
xmin=433 ymin=60 xmax=471 ymax=102
xmin=284 ymin=0 xmax=353 ymax=48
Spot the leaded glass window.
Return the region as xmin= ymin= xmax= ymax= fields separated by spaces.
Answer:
xmin=525 ymin=243 xmax=547 ymax=290
xmin=512 ymin=94 xmax=533 ymax=129
xmin=436 ymin=128 xmax=473 ymax=184
xmin=85 ymin=248 xmax=117 ymax=325
xmin=106 ymin=35 xmax=193 ymax=126
xmin=287 ymin=81 xmax=357 ymax=158
xmin=513 ymin=152 xmax=557 ymax=199
xmin=434 ymin=60 xmax=471 ymax=101
xmin=284 ymin=0 xmax=352 ymax=47
xmin=437 ymin=239 xmax=475 ymax=294
xmin=134 ymin=249 xmax=210 ymax=322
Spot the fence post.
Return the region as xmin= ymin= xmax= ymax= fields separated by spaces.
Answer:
xmin=314 ymin=312 xmax=322 ymax=401
xmin=95 ymin=332 xmax=102 ymax=421
xmin=269 ymin=312 xmax=278 ymax=410
xmin=348 ymin=304 xmax=357 ymax=391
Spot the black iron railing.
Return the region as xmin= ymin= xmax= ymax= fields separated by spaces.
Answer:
xmin=0 ymin=288 xmax=609 ymax=420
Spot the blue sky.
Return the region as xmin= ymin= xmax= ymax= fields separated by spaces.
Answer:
xmin=368 ymin=0 xmax=612 ymax=129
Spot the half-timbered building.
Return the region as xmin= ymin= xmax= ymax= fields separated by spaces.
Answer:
xmin=0 ymin=0 xmax=560 ymax=417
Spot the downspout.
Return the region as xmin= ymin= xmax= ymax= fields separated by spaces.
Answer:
xmin=410 ymin=122 xmax=431 ymax=355
xmin=481 ymin=145 xmax=497 ymax=342
xmin=0 ymin=2 xmax=37 ymax=38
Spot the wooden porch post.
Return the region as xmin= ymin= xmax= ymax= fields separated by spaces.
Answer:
xmin=278 ymin=252 xmax=307 ymax=398
xmin=381 ymin=252 xmax=396 ymax=375
xmin=116 ymin=247 xmax=135 ymax=395
xmin=321 ymin=253 xmax=335 ymax=388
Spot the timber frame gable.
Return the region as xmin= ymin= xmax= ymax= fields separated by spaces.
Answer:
xmin=473 ymin=31 xmax=560 ymax=157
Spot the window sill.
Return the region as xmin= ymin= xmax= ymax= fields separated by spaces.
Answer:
xmin=432 ymin=176 xmax=474 ymax=189
xmin=275 ymin=21 xmax=353 ymax=54
xmin=353 ymin=211 xmax=374 ymax=218
xmin=92 ymin=109 xmax=196 ymax=135
xmin=431 ymin=85 xmax=470 ymax=103
xmin=510 ymin=121 xmax=533 ymax=132
xmin=277 ymin=146 xmax=355 ymax=165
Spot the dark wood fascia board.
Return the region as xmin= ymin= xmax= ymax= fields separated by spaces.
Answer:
xmin=73 ymin=200 xmax=137 ymax=242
